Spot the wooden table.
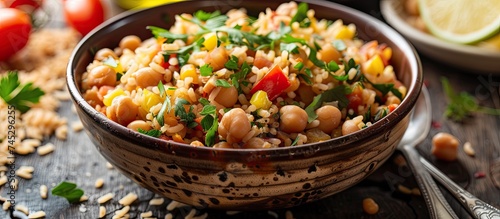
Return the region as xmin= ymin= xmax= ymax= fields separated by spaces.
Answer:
xmin=1 ymin=1 xmax=499 ymax=218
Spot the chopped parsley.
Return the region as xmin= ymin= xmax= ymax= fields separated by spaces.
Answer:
xmin=215 ymin=79 xmax=231 ymax=88
xmin=199 ymin=99 xmax=218 ymax=147
xmin=174 ymin=98 xmax=198 ymax=128
xmin=200 ymin=64 xmax=213 ymax=77
xmin=138 ymin=128 xmax=162 ymax=138
xmin=0 ymin=71 xmax=44 ymax=113
xmin=305 ymin=85 xmax=351 ymax=122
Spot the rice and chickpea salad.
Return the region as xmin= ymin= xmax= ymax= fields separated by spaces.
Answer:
xmin=81 ymin=1 xmax=406 ymax=149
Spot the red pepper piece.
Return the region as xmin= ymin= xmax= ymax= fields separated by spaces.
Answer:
xmin=250 ymin=65 xmax=291 ymax=101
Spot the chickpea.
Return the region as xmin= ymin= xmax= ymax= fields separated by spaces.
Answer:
xmin=83 ymin=88 xmax=103 ymax=108
xmin=431 ymin=132 xmax=459 ymax=161
xmin=342 ymin=115 xmax=363 ymax=135
xmin=134 ymin=67 xmax=163 ymax=88
xmin=214 ymin=86 xmax=238 ymax=108
xmin=218 ymin=108 xmax=251 ymax=144
xmin=297 ymin=83 xmax=315 ymax=105
xmin=204 ymin=47 xmax=228 ymax=71
xmin=119 ymin=35 xmax=142 ymax=51
xmin=127 ymin=120 xmax=151 ymax=131
xmin=362 ymin=198 xmax=379 ymax=215
xmin=243 ymin=137 xmax=266 ymax=149
xmin=315 ymin=105 xmax=341 ymax=134
xmin=279 ymin=105 xmax=308 ymax=133
xmin=106 ymin=96 xmax=138 ymax=126
xmin=94 ymin=48 xmax=118 ymax=61
xmin=213 ymin=141 xmax=232 ymax=149
xmin=86 ymin=65 xmax=116 ymax=88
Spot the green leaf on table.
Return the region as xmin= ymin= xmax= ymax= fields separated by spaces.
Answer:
xmin=0 ymin=71 xmax=44 ymax=113
xmin=51 ymin=181 xmax=84 ymax=203
xmin=441 ymin=77 xmax=500 ymax=122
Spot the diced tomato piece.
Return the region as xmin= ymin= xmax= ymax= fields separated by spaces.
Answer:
xmin=161 ymin=53 xmax=177 ymax=69
xmin=250 ymin=65 xmax=291 ymax=101
xmin=346 ymin=85 xmax=363 ymax=114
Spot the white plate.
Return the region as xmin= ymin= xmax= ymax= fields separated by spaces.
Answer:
xmin=380 ymin=0 xmax=500 ymax=74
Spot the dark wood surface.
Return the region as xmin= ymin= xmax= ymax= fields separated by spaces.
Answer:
xmin=2 ymin=1 xmax=500 ymax=218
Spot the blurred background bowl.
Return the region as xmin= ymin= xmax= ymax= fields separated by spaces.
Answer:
xmin=67 ymin=0 xmax=422 ymax=210
xmin=381 ymin=0 xmax=500 ymax=74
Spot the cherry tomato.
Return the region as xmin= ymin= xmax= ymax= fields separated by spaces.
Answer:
xmin=2 ymin=0 xmax=43 ymax=12
xmin=346 ymin=85 xmax=363 ymax=114
xmin=63 ymin=0 xmax=105 ymax=36
xmin=0 ymin=8 xmax=32 ymax=61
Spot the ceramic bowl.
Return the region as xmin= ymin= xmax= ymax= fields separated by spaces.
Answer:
xmin=67 ymin=0 xmax=422 ymax=210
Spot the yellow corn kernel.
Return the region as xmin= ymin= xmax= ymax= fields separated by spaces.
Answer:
xmin=250 ymin=90 xmax=272 ymax=110
xmin=363 ymin=55 xmax=384 ymax=75
xmin=180 ymin=64 xmax=199 ymax=84
xmin=334 ymin=26 xmax=355 ymax=39
xmin=103 ymin=88 xmax=125 ymax=107
xmin=382 ymin=47 xmax=392 ymax=62
xmin=141 ymin=89 xmax=162 ymax=112
xmin=203 ymin=33 xmax=217 ymax=51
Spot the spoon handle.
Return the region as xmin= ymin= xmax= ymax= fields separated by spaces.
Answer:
xmin=421 ymin=157 xmax=500 ymax=219
xmin=401 ymin=144 xmax=459 ymax=219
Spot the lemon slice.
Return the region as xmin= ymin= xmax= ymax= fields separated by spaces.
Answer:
xmin=418 ymin=0 xmax=500 ymax=44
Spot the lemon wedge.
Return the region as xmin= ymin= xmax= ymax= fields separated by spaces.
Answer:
xmin=418 ymin=0 xmax=500 ymax=44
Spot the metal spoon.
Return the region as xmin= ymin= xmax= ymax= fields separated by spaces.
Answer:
xmin=397 ymin=86 xmax=459 ymax=219
xmin=421 ymin=146 xmax=500 ymax=219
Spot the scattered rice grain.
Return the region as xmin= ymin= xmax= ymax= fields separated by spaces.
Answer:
xmin=28 ymin=211 xmax=46 ymax=219
xmin=119 ymin=193 xmax=138 ymax=206
xmin=37 ymin=143 xmax=55 ymax=156
xmin=140 ymin=211 xmax=153 ymax=218
xmin=71 ymin=121 xmax=84 ymax=132
xmin=39 ymin=185 xmax=48 ymax=199
xmin=149 ymin=197 xmax=164 ymax=206
xmin=95 ymin=178 xmax=104 ymax=188
xmin=80 ymin=195 xmax=89 ymax=202
xmin=99 ymin=206 xmax=106 ymax=218
xmin=15 ymin=204 xmax=29 ymax=215
xmin=97 ymin=193 xmax=114 ymax=204
xmin=463 ymin=141 xmax=475 ymax=157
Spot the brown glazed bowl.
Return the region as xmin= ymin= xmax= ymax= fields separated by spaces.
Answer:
xmin=67 ymin=0 xmax=422 ymax=210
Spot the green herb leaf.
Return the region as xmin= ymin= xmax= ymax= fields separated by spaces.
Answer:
xmin=147 ymin=26 xmax=188 ymax=43
xmin=202 ymin=114 xmax=218 ymax=147
xmin=199 ymin=97 xmax=210 ymax=106
xmin=174 ymin=98 xmax=197 ymax=128
xmin=0 ymin=71 xmax=45 ymax=113
xmin=280 ymin=42 xmax=299 ymax=54
xmin=200 ymin=104 xmax=217 ymax=116
xmin=194 ymin=10 xmax=221 ymax=21
xmin=304 ymin=85 xmax=351 ymax=122
xmin=224 ymin=55 xmax=239 ymax=70
xmin=158 ymin=82 xmax=166 ymax=98
xmin=156 ymin=95 xmax=172 ymax=126
xmin=138 ymin=128 xmax=162 ymax=138
xmin=294 ymin=62 xmax=304 ymax=71
xmin=200 ymin=64 xmax=213 ymax=77
xmin=51 ymin=181 xmax=84 ymax=203
xmin=290 ymin=2 xmax=308 ymax=24
xmin=326 ymin=61 xmax=340 ymax=72
xmin=215 ymin=79 xmax=231 ymax=88
xmin=440 ymin=77 xmax=500 ymax=122
xmin=290 ymin=135 xmax=300 ymax=146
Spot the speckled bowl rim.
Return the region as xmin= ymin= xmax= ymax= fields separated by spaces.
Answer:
xmin=67 ymin=0 xmax=423 ymax=159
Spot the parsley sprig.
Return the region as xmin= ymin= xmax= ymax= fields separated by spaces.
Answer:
xmin=442 ymin=77 xmax=500 ymax=122
xmin=0 ymin=71 xmax=44 ymax=113
xmin=305 ymin=85 xmax=351 ymax=122
xmin=199 ymin=98 xmax=218 ymax=147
